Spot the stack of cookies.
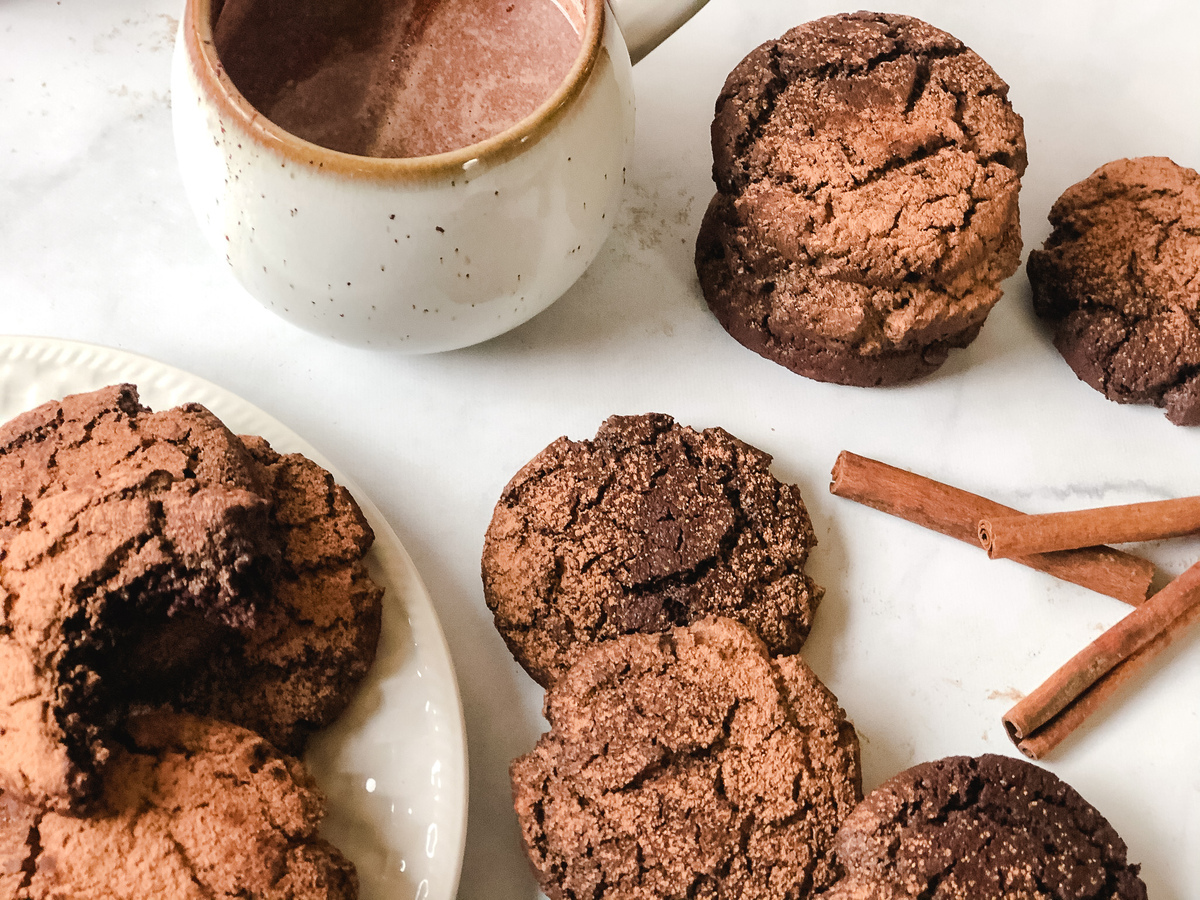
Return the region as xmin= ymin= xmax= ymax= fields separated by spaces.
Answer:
xmin=696 ymin=12 xmax=1028 ymax=386
xmin=0 ymin=385 xmax=382 ymax=899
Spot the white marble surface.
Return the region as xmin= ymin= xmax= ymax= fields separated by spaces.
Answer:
xmin=3 ymin=1 xmax=1200 ymax=897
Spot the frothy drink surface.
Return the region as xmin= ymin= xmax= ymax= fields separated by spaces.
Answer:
xmin=213 ymin=0 xmax=583 ymax=158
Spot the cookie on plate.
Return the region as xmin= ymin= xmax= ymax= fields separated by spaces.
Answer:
xmin=823 ymin=754 xmax=1146 ymax=900
xmin=0 ymin=713 xmax=358 ymax=900
xmin=0 ymin=385 xmax=279 ymax=811
xmin=482 ymin=413 xmax=822 ymax=687
xmin=1028 ymin=157 xmax=1200 ymax=425
xmin=697 ymin=12 xmax=1027 ymax=386
xmin=171 ymin=437 xmax=384 ymax=753
xmin=511 ymin=617 xmax=862 ymax=900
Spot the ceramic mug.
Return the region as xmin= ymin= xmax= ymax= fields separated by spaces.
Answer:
xmin=172 ymin=0 xmax=708 ymax=351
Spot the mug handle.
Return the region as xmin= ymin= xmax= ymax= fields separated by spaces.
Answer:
xmin=607 ymin=0 xmax=709 ymax=64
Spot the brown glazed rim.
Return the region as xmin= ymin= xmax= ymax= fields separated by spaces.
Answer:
xmin=183 ymin=0 xmax=605 ymax=181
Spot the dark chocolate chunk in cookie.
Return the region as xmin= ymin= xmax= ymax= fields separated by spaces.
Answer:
xmin=1028 ymin=157 xmax=1200 ymax=424
xmin=482 ymin=413 xmax=822 ymax=686
xmin=511 ymin=618 xmax=862 ymax=900
xmin=0 ymin=385 xmax=278 ymax=811
xmin=824 ymin=754 xmax=1146 ymax=900
xmin=172 ymin=437 xmax=384 ymax=753
xmin=0 ymin=713 xmax=358 ymax=900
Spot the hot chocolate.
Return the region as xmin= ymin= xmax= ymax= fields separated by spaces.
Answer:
xmin=213 ymin=0 xmax=583 ymax=158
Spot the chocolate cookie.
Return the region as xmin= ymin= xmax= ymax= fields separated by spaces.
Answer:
xmin=172 ymin=436 xmax=384 ymax=753
xmin=1028 ymin=157 xmax=1200 ymax=425
xmin=511 ymin=618 xmax=862 ymax=900
xmin=0 ymin=385 xmax=278 ymax=811
xmin=824 ymin=754 xmax=1146 ymax=900
xmin=698 ymin=12 xmax=1026 ymax=386
xmin=482 ymin=413 xmax=822 ymax=687
xmin=697 ymin=193 xmax=1014 ymax=386
xmin=0 ymin=713 xmax=358 ymax=900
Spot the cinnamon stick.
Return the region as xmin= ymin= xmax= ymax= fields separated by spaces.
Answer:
xmin=829 ymin=451 xmax=1155 ymax=605
xmin=1004 ymin=558 xmax=1200 ymax=758
xmin=979 ymin=495 xmax=1200 ymax=559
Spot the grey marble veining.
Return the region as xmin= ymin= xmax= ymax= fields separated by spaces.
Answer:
xmin=2 ymin=1 xmax=1199 ymax=898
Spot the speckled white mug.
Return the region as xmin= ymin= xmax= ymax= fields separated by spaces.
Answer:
xmin=172 ymin=0 xmax=707 ymax=351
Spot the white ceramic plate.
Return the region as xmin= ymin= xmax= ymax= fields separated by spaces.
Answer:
xmin=0 ymin=336 xmax=467 ymax=900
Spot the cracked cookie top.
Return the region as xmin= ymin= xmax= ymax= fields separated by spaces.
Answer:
xmin=1028 ymin=157 xmax=1200 ymax=425
xmin=0 ymin=384 xmax=279 ymax=811
xmin=0 ymin=713 xmax=358 ymax=900
xmin=481 ymin=413 xmax=822 ymax=687
xmin=821 ymin=754 xmax=1146 ymax=900
xmin=0 ymin=383 xmax=275 ymax=627
xmin=171 ymin=436 xmax=384 ymax=754
xmin=511 ymin=617 xmax=862 ymax=900
xmin=711 ymin=12 xmax=1026 ymax=288
xmin=696 ymin=192 xmax=1010 ymax=386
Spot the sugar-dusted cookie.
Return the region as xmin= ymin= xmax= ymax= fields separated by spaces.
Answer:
xmin=511 ymin=618 xmax=861 ymax=900
xmin=0 ymin=385 xmax=278 ymax=811
xmin=1028 ymin=157 xmax=1200 ymax=424
xmin=824 ymin=754 xmax=1146 ymax=900
xmin=172 ymin=437 xmax=384 ymax=753
xmin=699 ymin=12 xmax=1026 ymax=385
xmin=0 ymin=713 xmax=358 ymax=900
xmin=697 ymin=193 xmax=1015 ymax=386
xmin=482 ymin=413 xmax=822 ymax=686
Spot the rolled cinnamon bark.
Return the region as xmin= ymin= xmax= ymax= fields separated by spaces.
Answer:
xmin=829 ymin=452 xmax=1155 ymax=605
xmin=1004 ymin=559 xmax=1200 ymax=758
xmin=979 ymin=496 xmax=1200 ymax=559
